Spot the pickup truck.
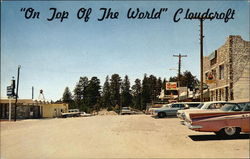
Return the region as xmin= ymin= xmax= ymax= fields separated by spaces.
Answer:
xmin=61 ymin=109 xmax=81 ymax=118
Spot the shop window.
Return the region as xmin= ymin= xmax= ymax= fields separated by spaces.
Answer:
xmin=219 ymin=65 xmax=224 ymax=80
xmin=210 ymin=50 xmax=217 ymax=66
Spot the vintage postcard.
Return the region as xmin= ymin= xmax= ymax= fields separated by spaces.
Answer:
xmin=1 ymin=0 xmax=249 ymax=158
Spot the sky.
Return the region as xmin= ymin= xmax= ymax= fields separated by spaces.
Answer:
xmin=1 ymin=1 xmax=249 ymax=101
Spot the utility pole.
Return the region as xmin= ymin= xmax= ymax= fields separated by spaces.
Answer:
xmin=200 ymin=18 xmax=204 ymax=102
xmin=173 ymin=54 xmax=187 ymax=101
xmin=32 ymin=86 xmax=34 ymax=99
xmin=190 ymin=17 xmax=211 ymax=102
xmin=14 ymin=65 xmax=21 ymax=122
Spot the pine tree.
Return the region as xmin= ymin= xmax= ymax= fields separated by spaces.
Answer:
xmin=62 ymin=87 xmax=73 ymax=103
xmin=148 ymin=75 xmax=157 ymax=102
xmin=110 ymin=74 xmax=122 ymax=107
xmin=121 ymin=75 xmax=132 ymax=107
xmin=131 ymin=78 xmax=142 ymax=110
xmin=156 ymin=77 xmax=163 ymax=99
xmin=102 ymin=76 xmax=111 ymax=110
xmin=141 ymin=74 xmax=151 ymax=110
xmin=85 ymin=77 xmax=101 ymax=112
xmin=62 ymin=87 xmax=75 ymax=109
xmin=73 ymin=76 xmax=89 ymax=111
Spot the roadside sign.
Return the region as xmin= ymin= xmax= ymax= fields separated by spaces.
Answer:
xmin=7 ymin=86 xmax=13 ymax=97
xmin=166 ymin=82 xmax=177 ymax=90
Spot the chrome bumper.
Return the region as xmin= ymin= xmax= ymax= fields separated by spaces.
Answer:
xmin=184 ymin=122 xmax=203 ymax=130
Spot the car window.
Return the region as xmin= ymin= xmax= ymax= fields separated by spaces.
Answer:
xmin=220 ymin=105 xmax=234 ymax=111
xmin=172 ymin=104 xmax=179 ymax=108
xmin=232 ymin=105 xmax=242 ymax=111
xmin=179 ymin=104 xmax=185 ymax=108
xmin=188 ymin=104 xmax=200 ymax=107
xmin=209 ymin=103 xmax=225 ymax=109
xmin=243 ymin=105 xmax=250 ymax=111
xmin=197 ymin=104 xmax=204 ymax=109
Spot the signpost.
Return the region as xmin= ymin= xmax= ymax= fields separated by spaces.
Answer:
xmin=6 ymin=78 xmax=16 ymax=121
xmin=7 ymin=86 xmax=13 ymax=121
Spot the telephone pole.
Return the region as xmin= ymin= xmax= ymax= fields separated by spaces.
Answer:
xmin=173 ymin=54 xmax=187 ymax=101
xmin=14 ymin=65 xmax=21 ymax=122
xmin=199 ymin=18 xmax=204 ymax=102
xmin=190 ymin=16 xmax=212 ymax=102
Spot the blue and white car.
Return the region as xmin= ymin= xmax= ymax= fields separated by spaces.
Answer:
xmin=154 ymin=103 xmax=188 ymax=118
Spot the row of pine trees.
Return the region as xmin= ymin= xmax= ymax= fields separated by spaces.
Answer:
xmin=62 ymin=71 xmax=198 ymax=113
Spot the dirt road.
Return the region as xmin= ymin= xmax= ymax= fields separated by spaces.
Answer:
xmin=1 ymin=115 xmax=249 ymax=158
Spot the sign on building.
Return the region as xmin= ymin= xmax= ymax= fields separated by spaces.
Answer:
xmin=166 ymin=82 xmax=177 ymax=90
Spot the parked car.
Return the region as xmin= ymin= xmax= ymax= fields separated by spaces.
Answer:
xmin=61 ymin=109 xmax=81 ymax=118
xmin=184 ymin=103 xmax=250 ymax=137
xmin=80 ymin=112 xmax=92 ymax=117
xmin=154 ymin=103 xmax=188 ymax=118
xmin=177 ymin=101 xmax=232 ymax=121
xmin=120 ymin=107 xmax=134 ymax=115
xmin=148 ymin=104 xmax=170 ymax=115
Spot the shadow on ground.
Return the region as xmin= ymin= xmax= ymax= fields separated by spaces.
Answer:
xmin=189 ymin=134 xmax=250 ymax=141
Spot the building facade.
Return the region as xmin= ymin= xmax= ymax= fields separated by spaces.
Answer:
xmin=0 ymin=99 xmax=68 ymax=119
xmin=203 ymin=35 xmax=250 ymax=102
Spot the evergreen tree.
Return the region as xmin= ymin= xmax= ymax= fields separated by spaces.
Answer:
xmin=156 ymin=77 xmax=162 ymax=99
xmin=131 ymin=78 xmax=142 ymax=110
xmin=85 ymin=77 xmax=101 ymax=112
xmin=110 ymin=74 xmax=122 ymax=107
xmin=148 ymin=75 xmax=157 ymax=101
xmin=182 ymin=71 xmax=198 ymax=90
xmin=62 ymin=87 xmax=75 ymax=109
xmin=102 ymin=76 xmax=111 ymax=110
xmin=121 ymin=75 xmax=132 ymax=107
xmin=141 ymin=74 xmax=151 ymax=110
xmin=73 ymin=76 xmax=89 ymax=111
xmin=162 ymin=78 xmax=167 ymax=91
xmin=62 ymin=87 xmax=73 ymax=103
xmin=169 ymin=70 xmax=198 ymax=89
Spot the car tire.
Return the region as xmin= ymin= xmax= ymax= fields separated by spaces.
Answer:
xmin=158 ymin=112 xmax=166 ymax=118
xmin=216 ymin=127 xmax=240 ymax=138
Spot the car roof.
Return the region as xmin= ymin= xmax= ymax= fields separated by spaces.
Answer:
xmin=203 ymin=101 xmax=233 ymax=104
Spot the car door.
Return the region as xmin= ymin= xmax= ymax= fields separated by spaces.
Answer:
xmin=169 ymin=104 xmax=180 ymax=115
xmin=241 ymin=105 xmax=250 ymax=132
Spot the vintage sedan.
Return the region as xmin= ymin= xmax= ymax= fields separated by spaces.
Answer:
xmin=177 ymin=101 xmax=232 ymax=121
xmin=184 ymin=103 xmax=250 ymax=137
xmin=154 ymin=103 xmax=188 ymax=118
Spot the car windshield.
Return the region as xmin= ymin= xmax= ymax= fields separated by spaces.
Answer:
xmin=171 ymin=104 xmax=180 ymax=108
xmin=220 ymin=104 xmax=242 ymax=111
xmin=220 ymin=105 xmax=234 ymax=111
xmin=197 ymin=103 xmax=204 ymax=109
xmin=201 ymin=102 xmax=227 ymax=109
xmin=122 ymin=107 xmax=129 ymax=110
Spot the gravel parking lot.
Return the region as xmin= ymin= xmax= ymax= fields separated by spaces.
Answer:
xmin=1 ymin=115 xmax=249 ymax=159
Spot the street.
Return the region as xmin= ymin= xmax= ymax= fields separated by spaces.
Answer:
xmin=1 ymin=115 xmax=249 ymax=159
